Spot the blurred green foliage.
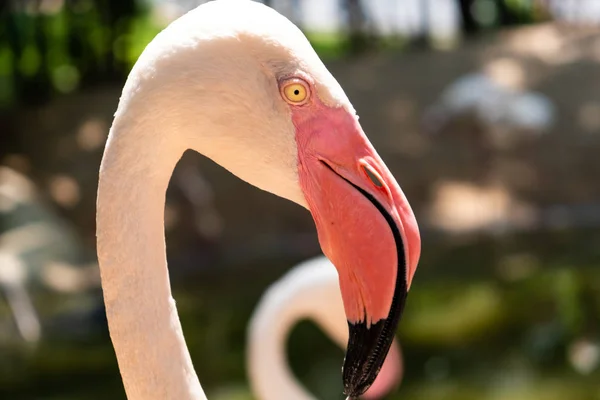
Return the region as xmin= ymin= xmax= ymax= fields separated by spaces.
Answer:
xmin=0 ymin=0 xmax=159 ymax=109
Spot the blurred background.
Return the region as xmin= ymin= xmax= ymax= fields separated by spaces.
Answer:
xmin=1 ymin=0 xmax=600 ymax=399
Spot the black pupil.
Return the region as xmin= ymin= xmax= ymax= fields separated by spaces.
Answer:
xmin=294 ymin=89 xmax=300 ymax=96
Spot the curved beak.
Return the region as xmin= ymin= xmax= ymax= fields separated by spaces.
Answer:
xmin=295 ymin=105 xmax=421 ymax=398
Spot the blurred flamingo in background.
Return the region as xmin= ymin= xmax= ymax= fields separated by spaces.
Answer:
xmin=0 ymin=166 xmax=102 ymax=344
xmin=0 ymin=251 xmax=40 ymax=344
xmin=248 ymin=256 xmax=403 ymax=400
xmin=422 ymin=71 xmax=555 ymax=138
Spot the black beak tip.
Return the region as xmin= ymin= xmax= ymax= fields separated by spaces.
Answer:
xmin=341 ymin=361 xmax=369 ymax=397
xmin=342 ymin=286 xmax=408 ymax=399
xmin=341 ymin=320 xmax=391 ymax=398
xmin=342 ymin=370 xmax=375 ymax=398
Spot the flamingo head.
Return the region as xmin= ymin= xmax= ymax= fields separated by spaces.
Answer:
xmin=125 ymin=0 xmax=421 ymax=396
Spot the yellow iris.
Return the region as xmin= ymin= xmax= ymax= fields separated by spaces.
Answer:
xmin=282 ymin=82 xmax=308 ymax=104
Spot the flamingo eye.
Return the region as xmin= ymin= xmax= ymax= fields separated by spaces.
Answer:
xmin=280 ymin=79 xmax=309 ymax=105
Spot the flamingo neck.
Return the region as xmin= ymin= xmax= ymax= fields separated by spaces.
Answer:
xmin=96 ymin=118 xmax=205 ymax=400
xmin=248 ymin=260 xmax=347 ymax=400
xmin=248 ymin=290 xmax=315 ymax=400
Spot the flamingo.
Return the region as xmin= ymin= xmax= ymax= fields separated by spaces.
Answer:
xmin=96 ymin=1 xmax=421 ymax=399
xmin=422 ymin=72 xmax=555 ymax=137
xmin=248 ymin=255 xmax=403 ymax=400
xmin=0 ymin=251 xmax=41 ymax=344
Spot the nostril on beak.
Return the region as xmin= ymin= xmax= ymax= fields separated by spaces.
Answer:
xmin=362 ymin=164 xmax=383 ymax=188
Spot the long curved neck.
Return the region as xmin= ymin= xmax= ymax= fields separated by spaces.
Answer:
xmin=248 ymin=262 xmax=347 ymax=400
xmin=248 ymin=295 xmax=316 ymax=400
xmin=97 ymin=117 xmax=205 ymax=400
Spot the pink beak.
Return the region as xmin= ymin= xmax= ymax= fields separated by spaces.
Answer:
xmin=293 ymin=100 xmax=421 ymax=397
